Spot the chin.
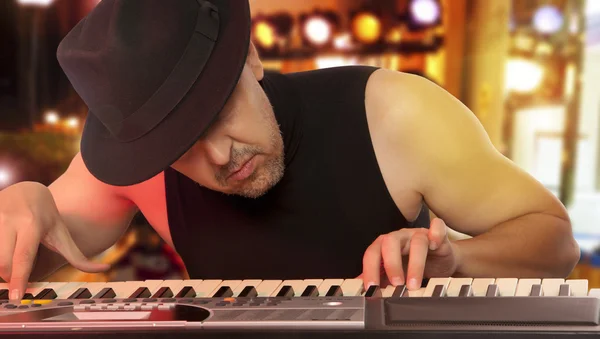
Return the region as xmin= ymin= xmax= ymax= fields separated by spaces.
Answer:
xmin=235 ymin=157 xmax=284 ymax=199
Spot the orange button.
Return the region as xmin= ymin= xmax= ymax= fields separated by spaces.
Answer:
xmin=223 ymin=297 xmax=236 ymax=302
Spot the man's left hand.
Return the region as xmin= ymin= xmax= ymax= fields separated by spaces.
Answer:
xmin=359 ymin=218 xmax=460 ymax=290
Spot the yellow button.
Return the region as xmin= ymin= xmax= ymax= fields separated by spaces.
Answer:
xmin=33 ymin=300 xmax=53 ymax=305
xmin=20 ymin=300 xmax=32 ymax=305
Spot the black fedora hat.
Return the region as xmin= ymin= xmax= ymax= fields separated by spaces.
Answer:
xmin=57 ymin=0 xmax=251 ymax=186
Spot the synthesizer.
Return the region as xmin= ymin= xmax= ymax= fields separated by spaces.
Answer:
xmin=1 ymin=277 xmax=599 ymax=339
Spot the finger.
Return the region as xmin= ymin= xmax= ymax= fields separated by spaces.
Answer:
xmin=9 ymin=231 xmax=41 ymax=300
xmin=428 ymin=218 xmax=448 ymax=250
xmin=362 ymin=235 xmax=383 ymax=288
xmin=381 ymin=231 xmax=411 ymax=286
xmin=0 ymin=229 xmax=17 ymax=282
xmin=406 ymin=232 xmax=429 ymax=290
xmin=45 ymin=222 xmax=110 ymax=273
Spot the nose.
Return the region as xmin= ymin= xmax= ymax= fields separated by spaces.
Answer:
xmin=199 ymin=137 xmax=231 ymax=166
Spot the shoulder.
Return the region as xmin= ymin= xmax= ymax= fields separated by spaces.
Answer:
xmin=363 ymin=68 xmax=502 ymax=197
xmin=365 ymin=68 xmax=494 ymax=158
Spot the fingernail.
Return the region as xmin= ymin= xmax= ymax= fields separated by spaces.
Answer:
xmin=10 ymin=289 xmax=19 ymax=300
xmin=391 ymin=277 xmax=404 ymax=286
xmin=408 ymin=278 xmax=419 ymax=289
xmin=429 ymin=241 xmax=438 ymax=250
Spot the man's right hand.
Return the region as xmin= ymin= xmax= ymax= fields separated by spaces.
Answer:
xmin=0 ymin=181 xmax=110 ymax=300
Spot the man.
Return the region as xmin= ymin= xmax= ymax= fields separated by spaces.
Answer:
xmin=0 ymin=0 xmax=579 ymax=301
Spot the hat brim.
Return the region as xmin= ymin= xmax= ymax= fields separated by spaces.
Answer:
xmin=80 ymin=0 xmax=250 ymax=186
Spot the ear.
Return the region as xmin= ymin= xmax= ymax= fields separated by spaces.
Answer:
xmin=246 ymin=41 xmax=264 ymax=81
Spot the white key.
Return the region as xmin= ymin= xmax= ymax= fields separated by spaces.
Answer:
xmin=189 ymin=280 xmax=221 ymax=297
xmin=515 ymin=279 xmax=541 ymax=296
xmin=115 ymin=280 xmax=155 ymax=298
xmin=92 ymin=281 xmax=123 ymax=298
xmin=232 ymin=280 xmax=262 ymax=297
xmin=303 ymin=279 xmax=324 ymax=295
xmin=79 ymin=282 xmax=111 ymax=297
xmin=589 ymin=289 xmax=600 ymax=297
xmin=407 ymin=287 xmax=426 ymax=297
xmin=143 ymin=280 xmax=167 ymax=295
xmin=314 ymin=279 xmax=344 ymax=296
xmin=341 ymin=279 xmax=364 ymax=296
xmin=152 ymin=280 xmax=185 ymax=297
xmin=24 ymin=282 xmax=49 ymax=298
xmin=54 ymin=282 xmax=86 ymax=299
xmin=134 ymin=280 xmax=165 ymax=297
xmin=566 ymin=279 xmax=589 ymax=297
xmin=34 ymin=282 xmax=67 ymax=298
xmin=254 ymin=280 xmax=281 ymax=297
xmin=446 ymin=278 xmax=473 ymax=297
xmin=210 ymin=280 xmax=242 ymax=297
xmin=495 ymin=278 xmax=518 ymax=296
xmin=109 ymin=281 xmax=145 ymax=298
xmin=541 ymin=278 xmax=565 ymax=297
xmin=382 ymin=285 xmax=397 ymax=297
xmin=471 ymin=278 xmax=495 ymax=297
xmin=171 ymin=279 xmax=203 ymax=297
xmin=272 ymin=280 xmax=306 ymax=297
xmin=423 ymin=278 xmax=451 ymax=297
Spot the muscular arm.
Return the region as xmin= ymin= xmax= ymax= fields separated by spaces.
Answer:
xmin=31 ymin=153 xmax=139 ymax=281
xmin=369 ymin=70 xmax=580 ymax=278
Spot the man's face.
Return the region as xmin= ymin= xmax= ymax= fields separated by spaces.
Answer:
xmin=171 ymin=63 xmax=284 ymax=198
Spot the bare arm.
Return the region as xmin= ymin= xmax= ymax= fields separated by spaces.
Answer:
xmin=31 ymin=152 xmax=139 ymax=281
xmin=371 ymin=70 xmax=579 ymax=278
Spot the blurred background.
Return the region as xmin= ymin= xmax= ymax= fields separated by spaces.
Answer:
xmin=1 ymin=0 xmax=600 ymax=286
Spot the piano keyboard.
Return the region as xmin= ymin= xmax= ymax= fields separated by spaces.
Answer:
xmin=1 ymin=277 xmax=599 ymax=338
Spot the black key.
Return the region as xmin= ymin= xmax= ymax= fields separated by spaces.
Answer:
xmin=22 ymin=293 xmax=34 ymax=300
xmin=34 ymin=288 xmax=57 ymax=300
xmin=238 ymin=286 xmax=258 ymax=298
xmin=364 ymin=285 xmax=382 ymax=297
xmin=0 ymin=289 xmax=8 ymax=300
xmin=391 ymin=285 xmax=407 ymax=298
xmin=129 ymin=287 xmax=152 ymax=299
xmin=485 ymin=284 xmax=499 ymax=297
xmin=175 ymin=286 xmax=196 ymax=298
xmin=325 ymin=285 xmax=343 ymax=297
xmin=431 ymin=285 xmax=445 ymax=297
xmin=212 ymin=286 xmax=233 ymax=298
xmin=300 ymin=285 xmax=319 ymax=297
xmin=276 ymin=285 xmax=294 ymax=298
xmin=152 ymin=287 xmax=173 ymax=298
xmin=68 ymin=288 xmax=92 ymax=299
xmin=559 ymin=284 xmax=571 ymax=297
xmin=458 ymin=284 xmax=472 ymax=297
xmin=93 ymin=288 xmax=116 ymax=299
xmin=529 ymin=284 xmax=543 ymax=297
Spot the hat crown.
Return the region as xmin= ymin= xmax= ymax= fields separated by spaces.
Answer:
xmin=57 ymin=0 xmax=217 ymax=140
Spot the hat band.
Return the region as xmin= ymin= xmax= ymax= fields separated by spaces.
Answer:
xmin=99 ymin=0 xmax=220 ymax=142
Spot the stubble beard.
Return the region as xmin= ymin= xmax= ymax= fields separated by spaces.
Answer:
xmin=214 ymin=104 xmax=285 ymax=199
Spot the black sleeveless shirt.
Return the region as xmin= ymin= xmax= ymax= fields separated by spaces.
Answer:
xmin=164 ymin=65 xmax=429 ymax=280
